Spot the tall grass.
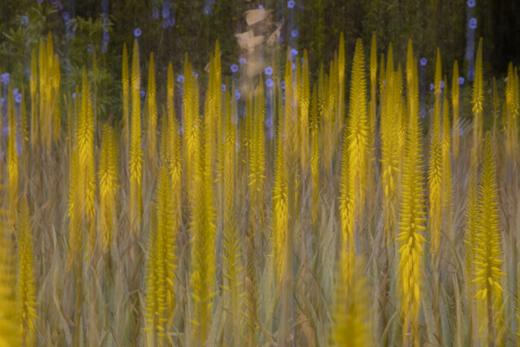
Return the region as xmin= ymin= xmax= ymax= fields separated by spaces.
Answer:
xmin=1 ymin=33 xmax=519 ymax=347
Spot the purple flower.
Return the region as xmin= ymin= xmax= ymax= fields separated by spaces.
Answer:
xmin=239 ymin=57 xmax=247 ymax=65
xmin=176 ymin=74 xmax=184 ymax=83
xmin=230 ymin=64 xmax=239 ymax=73
xmin=458 ymin=76 xmax=465 ymax=85
xmin=1 ymin=72 xmax=10 ymax=85
xmin=15 ymin=94 xmax=22 ymax=104
xmin=290 ymin=29 xmax=299 ymax=38
xmin=430 ymin=83 xmax=434 ymax=91
xmin=133 ymin=27 xmax=142 ymax=38
xmin=62 ymin=11 xmax=71 ymax=23
xmin=469 ymin=17 xmax=477 ymax=30
xmin=265 ymin=117 xmax=273 ymax=128
xmin=281 ymin=80 xmax=286 ymax=90
xmin=266 ymin=78 xmax=274 ymax=88
xmin=288 ymin=0 xmax=295 ymax=9
xmin=162 ymin=5 xmax=171 ymax=19
xmin=203 ymin=5 xmax=212 ymax=15
xmin=467 ymin=0 xmax=476 ymax=8
xmin=264 ymin=66 xmax=273 ymax=76
xmin=20 ymin=15 xmax=29 ymax=26
xmin=140 ymin=90 xmax=146 ymax=98
xmin=234 ymin=89 xmax=241 ymax=100
xmin=291 ymin=48 xmax=298 ymax=56
xmin=221 ymin=84 xmax=226 ymax=92
xmin=420 ymin=57 xmax=428 ymax=66
xmin=440 ymin=80 xmax=445 ymax=89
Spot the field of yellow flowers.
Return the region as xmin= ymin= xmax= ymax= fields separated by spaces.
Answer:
xmin=1 ymin=33 xmax=519 ymax=347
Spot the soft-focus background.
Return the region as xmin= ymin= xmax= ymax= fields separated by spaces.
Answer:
xmin=1 ymin=0 xmax=519 ymax=111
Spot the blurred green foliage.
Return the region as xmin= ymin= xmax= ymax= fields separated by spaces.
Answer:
xmin=0 ymin=0 xmax=518 ymax=116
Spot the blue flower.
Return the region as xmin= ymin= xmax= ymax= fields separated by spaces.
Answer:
xmin=288 ymin=0 xmax=295 ymax=9
xmin=291 ymin=48 xmax=298 ymax=56
xmin=266 ymin=78 xmax=274 ymax=88
xmin=420 ymin=57 xmax=428 ymax=66
xmin=177 ymin=74 xmax=185 ymax=83
xmin=140 ymin=89 xmax=146 ymax=98
xmin=20 ymin=15 xmax=29 ymax=26
xmin=162 ymin=6 xmax=171 ymax=19
xmin=458 ymin=76 xmax=465 ymax=85
xmin=62 ymin=11 xmax=71 ymax=23
xmin=221 ymin=84 xmax=226 ymax=92
xmin=15 ymin=94 xmax=22 ymax=104
xmin=467 ymin=0 xmax=476 ymax=8
xmin=469 ymin=17 xmax=477 ymax=30
xmin=440 ymin=80 xmax=445 ymax=89
xmin=265 ymin=117 xmax=273 ymax=128
xmin=103 ymin=31 xmax=110 ymax=41
xmin=203 ymin=5 xmax=212 ymax=15
xmin=230 ymin=64 xmax=239 ymax=73
xmin=239 ymin=57 xmax=247 ymax=65
xmin=264 ymin=66 xmax=273 ymax=76
xmin=290 ymin=29 xmax=299 ymax=38
xmin=234 ymin=89 xmax=241 ymax=100
xmin=1 ymin=72 xmax=10 ymax=85
xmin=133 ymin=27 xmax=142 ymax=38
xmin=430 ymin=83 xmax=434 ymax=91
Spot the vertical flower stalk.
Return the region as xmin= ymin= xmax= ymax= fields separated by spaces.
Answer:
xmin=310 ymin=86 xmax=320 ymax=227
xmin=428 ymin=48 xmax=443 ymax=256
xmin=299 ymin=51 xmax=310 ymax=175
xmin=98 ymin=124 xmax=119 ymax=253
xmin=474 ymin=134 xmax=505 ymax=346
xmin=399 ymin=45 xmax=426 ymax=347
xmin=221 ymin=89 xmax=243 ymax=347
xmin=129 ymin=40 xmax=143 ymax=234
xmin=339 ymin=39 xmax=368 ymax=255
xmin=7 ymin=87 xmax=19 ymax=224
xmin=471 ymin=38 xmax=484 ymax=165
xmin=451 ymin=61 xmax=461 ymax=159
xmin=381 ymin=45 xmax=400 ymax=242
xmin=121 ymin=44 xmax=130 ymax=151
xmin=145 ymin=120 xmax=179 ymax=345
xmin=146 ymin=52 xmax=158 ymax=168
